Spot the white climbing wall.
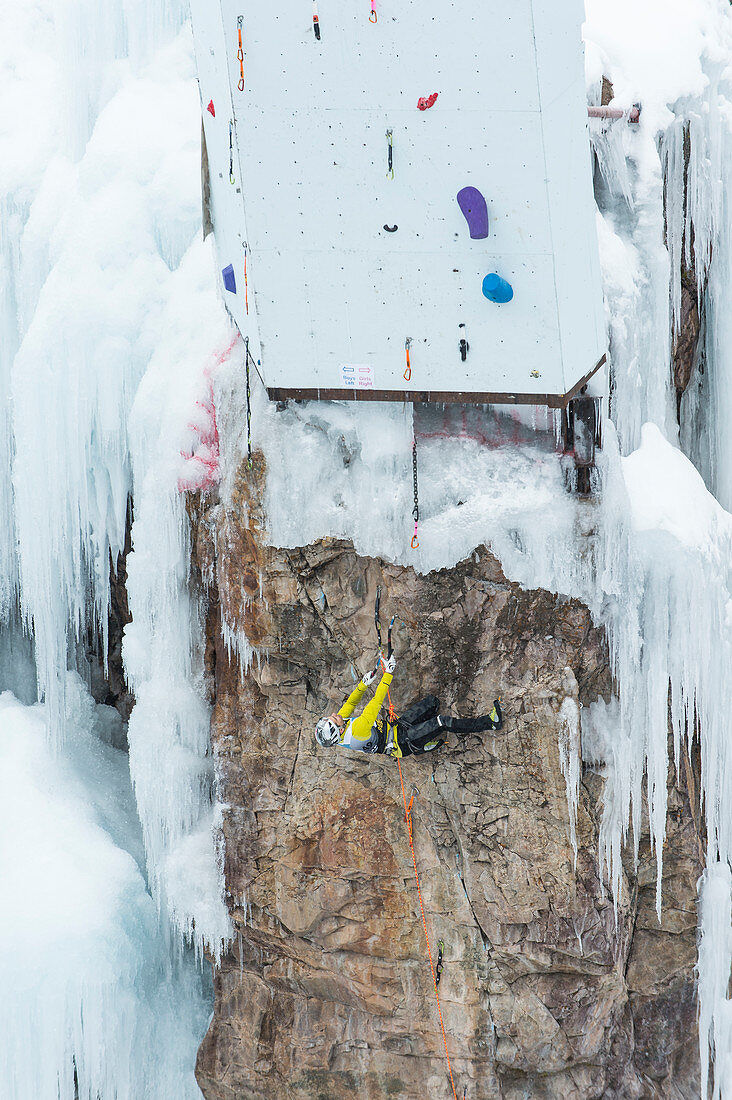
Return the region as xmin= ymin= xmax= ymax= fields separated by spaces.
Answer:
xmin=190 ymin=0 xmax=606 ymax=403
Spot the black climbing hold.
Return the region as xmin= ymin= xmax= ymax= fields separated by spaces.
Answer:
xmin=384 ymin=224 xmax=398 ymax=232
xmin=459 ymin=323 xmax=469 ymax=361
xmin=435 ymin=939 xmax=444 ymax=986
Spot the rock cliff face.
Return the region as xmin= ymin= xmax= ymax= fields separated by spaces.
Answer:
xmin=193 ymin=460 xmax=701 ymax=1100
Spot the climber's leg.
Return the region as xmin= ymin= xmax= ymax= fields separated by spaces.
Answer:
xmin=399 ymin=695 xmax=441 ymax=728
xmin=444 ymin=699 xmax=503 ymax=734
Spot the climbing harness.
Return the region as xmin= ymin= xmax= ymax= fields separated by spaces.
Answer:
xmin=369 ymin=0 xmax=377 ymax=22
xmin=386 ymin=129 xmax=394 ymax=179
xmin=236 ymin=16 xmax=245 ymax=90
xmin=229 ymin=122 xmax=235 ymax=184
xmin=396 ymin=764 xmax=459 ymax=1100
xmin=459 ymin=323 xmax=469 ymax=362
xmin=243 ymin=243 xmax=249 ymax=314
xmin=404 ymin=337 xmax=412 ymax=382
xmin=244 ymin=337 xmax=253 ymax=469
xmin=411 ymin=436 xmax=420 ymax=549
xmin=312 ymin=0 xmax=321 ymax=39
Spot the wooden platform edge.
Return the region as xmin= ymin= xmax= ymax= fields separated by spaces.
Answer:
xmin=266 ymin=355 xmax=607 ymax=409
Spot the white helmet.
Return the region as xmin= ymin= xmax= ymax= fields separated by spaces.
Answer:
xmin=315 ymin=717 xmax=340 ymax=747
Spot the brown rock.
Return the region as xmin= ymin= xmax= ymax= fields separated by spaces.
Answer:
xmin=192 ymin=458 xmax=701 ymax=1100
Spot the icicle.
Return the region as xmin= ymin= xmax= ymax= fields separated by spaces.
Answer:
xmin=558 ymin=694 xmax=581 ymax=869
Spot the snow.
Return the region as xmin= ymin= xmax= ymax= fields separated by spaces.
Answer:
xmin=584 ymin=0 xmax=727 ymax=133
xmin=0 ymin=685 xmax=210 ymax=1100
xmin=623 ymin=422 xmax=731 ymax=549
xmin=258 ymin=396 xmax=573 ymax=577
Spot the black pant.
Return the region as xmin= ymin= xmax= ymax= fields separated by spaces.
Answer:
xmin=397 ymin=696 xmax=499 ymax=757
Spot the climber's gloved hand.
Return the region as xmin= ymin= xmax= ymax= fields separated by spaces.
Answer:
xmin=361 ymin=669 xmax=378 ymax=687
xmin=382 ymin=654 xmax=396 ymax=675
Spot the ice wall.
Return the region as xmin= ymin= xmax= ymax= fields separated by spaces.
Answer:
xmin=0 ymin=685 xmax=210 ymax=1100
xmin=0 ymin=0 xmax=230 ymax=937
xmin=584 ymin=5 xmax=732 ymax=1090
xmin=0 ymin=0 xmax=232 ymax=1095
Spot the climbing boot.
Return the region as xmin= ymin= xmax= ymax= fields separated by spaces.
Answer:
xmin=488 ymin=699 xmax=503 ymax=730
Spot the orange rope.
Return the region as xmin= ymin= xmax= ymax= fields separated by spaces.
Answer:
xmin=397 ymin=757 xmax=459 ymax=1100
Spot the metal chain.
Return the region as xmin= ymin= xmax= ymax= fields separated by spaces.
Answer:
xmin=245 ymin=337 xmax=253 ymax=469
xmin=229 ymin=121 xmax=235 ymax=184
xmin=411 ymin=436 xmax=419 ymax=549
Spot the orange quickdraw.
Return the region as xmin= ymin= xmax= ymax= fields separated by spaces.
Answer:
xmin=405 ymin=786 xmax=418 ymax=842
xmin=237 ymin=16 xmax=245 ymax=90
xmin=404 ymin=337 xmax=412 ymax=381
xmin=369 ymin=0 xmax=377 ymax=21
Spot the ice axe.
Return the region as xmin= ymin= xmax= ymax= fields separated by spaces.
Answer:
xmin=374 ymin=585 xmax=394 ymax=670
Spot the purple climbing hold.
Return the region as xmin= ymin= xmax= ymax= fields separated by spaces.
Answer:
xmin=222 ymin=264 xmax=236 ymax=293
xmin=457 ymin=186 xmax=489 ymax=240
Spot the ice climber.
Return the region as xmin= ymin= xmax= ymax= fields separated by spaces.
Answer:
xmin=314 ymin=656 xmax=503 ymax=757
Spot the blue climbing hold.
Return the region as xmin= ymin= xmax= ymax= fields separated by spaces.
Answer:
xmin=482 ymin=273 xmax=513 ymax=303
xmin=222 ymin=264 xmax=236 ymax=293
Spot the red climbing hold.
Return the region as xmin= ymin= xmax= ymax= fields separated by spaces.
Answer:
xmin=207 ymin=99 xmax=215 ymax=117
xmin=417 ymin=92 xmax=438 ymax=111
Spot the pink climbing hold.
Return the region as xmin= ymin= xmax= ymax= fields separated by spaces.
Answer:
xmin=417 ymin=92 xmax=438 ymax=111
xmin=207 ymin=99 xmax=215 ymax=117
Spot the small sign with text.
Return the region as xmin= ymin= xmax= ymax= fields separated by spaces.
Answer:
xmin=340 ymin=364 xmax=374 ymax=389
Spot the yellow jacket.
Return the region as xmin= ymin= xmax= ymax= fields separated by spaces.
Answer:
xmin=338 ymin=671 xmax=400 ymax=754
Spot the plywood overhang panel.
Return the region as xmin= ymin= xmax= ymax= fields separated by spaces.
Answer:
xmin=194 ymin=0 xmax=605 ymax=400
xmin=531 ymin=0 xmax=607 ymax=393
